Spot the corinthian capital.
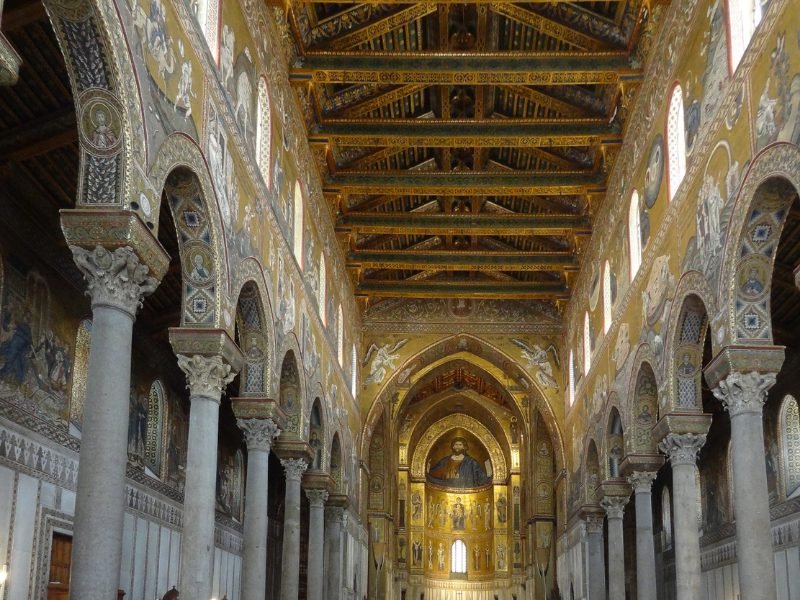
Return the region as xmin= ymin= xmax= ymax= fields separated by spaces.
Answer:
xmin=305 ymin=488 xmax=329 ymax=507
xmin=585 ymin=514 xmax=604 ymax=534
xmin=71 ymin=245 xmax=159 ymax=315
xmin=627 ymin=471 xmax=657 ymax=493
xmin=281 ymin=457 xmax=308 ymax=481
xmin=658 ymin=433 xmax=706 ymax=466
xmin=177 ymin=354 xmax=236 ymax=402
xmin=237 ymin=418 xmax=280 ymax=452
xmin=712 ymin=371 xmax=776 ymax=417
xmin=600 ymin=495 xmax=628 ymax=520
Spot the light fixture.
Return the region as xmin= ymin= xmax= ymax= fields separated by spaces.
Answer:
xmin=0 ymin=563 xmax=8 ymax=584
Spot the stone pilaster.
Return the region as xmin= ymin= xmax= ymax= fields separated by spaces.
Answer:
xmin=659 ymin=433 xmax=706 ymax=600
xmin=600 ymin=495 xmax=629 ymax=600
xmin=627 ymin=471 xmax=658 ymax=600
xmin=237 ymin=418 xmax=281 ymax=600
xmin=305 ymin=488 xmax=329 ymax=600
xmin=280 ymin=458 xmax=309 ymax=600
xmin=584 ymin=512 xmax=606 ymax=600
xmin=170 ymin=328 xmax=242 ymax=600
xmin=712 ymin=371 xmax=777 ymax=600
xmin=68 ymin=244 xmax=162 ymax=600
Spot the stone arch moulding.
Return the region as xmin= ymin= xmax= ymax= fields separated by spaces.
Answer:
xmin=624 ymin=352 xmax=659 ymax=454
xmin=44 ymin=0 xmax=147 ymax=208
xmin=148 ymin=133 xmax=231 ymax=329
xmin=410 ymin=414 xmax=508 ymax=484
xmin=233 ymin=275 xmax=274 ymax=397
xmin=231 ymin=258 xmax=276 ymax=383
xmin=718 ymin=143 xmax=800 ymax=346
xmin=275 ymin=334 xmax=307 ymax=437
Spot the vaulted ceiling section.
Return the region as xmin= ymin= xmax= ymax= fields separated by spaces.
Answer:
xmin=284 ymin=0 xmax=653 ymax=311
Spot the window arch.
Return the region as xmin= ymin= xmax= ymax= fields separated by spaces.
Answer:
xmin=351 ymin=344 xmax=358 ymax=396
xmin=780 ymin=395 xmax=800 ymax=499
xmin=319 ymin=258 xmax=327 ymax=325
xmin=728 ymin=0 xmax=762 ymax=71
xmin=293 ymin=181 xmax=303 ymax=263
xmin=193 ymin=0 xmax=220 ymax=62
xmin=662 ymin=487 xmax=673 ymax=549
xmin=256 ymin=78 xmax=272 ymax=188
xmin=145 ymin=380 xmax=166 ymax=478
xmin=337 ymin=305 xmax=344 ymax=365
xmin=451 ymin=540 xmax=467 ymax=573
xmin=568 ymin=350 xmax=575 ymax=408
xmin=629 ymin=190 xmax=642 ymax=279
xmin=666 ymin=85 xmax=686 ymax=201
xmin=603 ymin=260 xmax=612 ymax=334
xmin=583 ymin=312 xmax=591 ymax=376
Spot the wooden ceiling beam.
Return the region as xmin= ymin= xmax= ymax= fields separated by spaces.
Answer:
xmin=312 ymin=118 xmax=621 ymax=147
xmin=337 ymin=212 xmax=591 ymax=236
xmin=354 ymin=279 xmax=571 ymax=299
xmin=347 ymin=250 xmax=578 ymax=271
xmin=0 ymin=108 xmax=77 ymax=163
xmin=499 ymin=85 xmax=592 ymax=117
xmin=339 ymin=84 xmax=428 ymax=117
xmin=489 ymin=3 xmax=609 ymax=51
xmin=291 ymin=52 xmax=641 ymax=85
xmin=325 ymin=3 xmax=438 ymax=50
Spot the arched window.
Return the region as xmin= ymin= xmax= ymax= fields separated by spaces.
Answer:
xmin=728 ymin=0 xmax=762 ymax=71
xmin=193 ymin=0 xmax=220 ymax=62
xmin=780 ymin=395 xmax=800 ymax=499
xmin=256 ymin=78 xmax=272 ymax=188
xmin=451 ymin=540 xmax=467 ymax=573
xmin=666 ymin=85 xmax=686 ymax=201
xmin=69 ymin=319 xmax=92 ymax=433
xmin=337 ymin=305 xmax=344 ymax=365
xmin=583 ymin=312 xmax=591 ymax=376
xmin=351 ymin=344 xmax=358 ymax=396
xmin=629 ymin=190 xmax=642 ymax=279
xmin=293 ymin=181 xmax=303 ymax=263
xmin=662 ymin=487 xmax=673 ymax=549
xmin=568 ymin=350 xmax=576 ymax=408
xmin=145 ymin=381 xmax=165 ymax=478
xmin=319 ymin=258 xmax=327 ymax=325
xmin=603 ymin=260 xmax=612 ymax=334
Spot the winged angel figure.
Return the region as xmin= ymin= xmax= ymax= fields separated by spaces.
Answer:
xmin=511 ymin=339 xmax=560 ymax=390
xmin=362 ymin=339 xmax=409 ymax=386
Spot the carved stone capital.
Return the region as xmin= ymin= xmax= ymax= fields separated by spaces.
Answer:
xmin=325 ymin=505 xmax=345 ymax=524
xmin=658 ymin=433 xmax=706 ymax=466
xmin=281 ymin=457 xmax=308 ymax=481
xmin=711 ymin=371 xmax=776 ymax=418
xmin=305 ymin=488 xmax=329 ymax=507
xmin=177 ymin=354 xmax=236 ymax=402
xmin=627 ymin=471 xmax=657 ymax=494
xmin=585 ymin=514 xmax=604 ymax=534
xmin=237 ymin=418 xmax=280 ymax=452
xmin=600 ymin=495 xmax=628 ymax=520
xmin=71 ymin=245 xmax=159 ymax=316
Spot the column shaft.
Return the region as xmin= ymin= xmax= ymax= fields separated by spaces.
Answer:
xmin=70 ymin=305 xmax=134 ymax=600
xmin=280 ymin=459 xmax=308 ymax=600
xmin=306 ymin=490 xmax=329 ymax=600
xmin=326 ymin=507 xmax=344 ymax=600
xmin=672 ymin=462 xmax=701 ymax=600
xmin=601 ymin=496 xmax=628 ymax=600
xmin=712 ymin=372 xmax=778 ymax=600
xmin=585 ymin=516 xmax=606 ymax=600
xmin=629 ymin=473 xmax=657 ymax=600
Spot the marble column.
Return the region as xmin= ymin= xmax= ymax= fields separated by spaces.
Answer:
xmin=68 ymin=246 xmax=159 ymax=600
xmin=585 ymin=514 xmax=606 ymax=600
xmin=280 ymin=458 xmax=309 ymax=600
xmin=659 ymin=433 xmax=706 ymax=600
xmin=628 ymin=472 xmax=658 ymax=600
xmin=176 ymin=355 xmax=236 ymax=600
xmin=238 ymin=418 xmax=281 ymax=600
xmin=712 ymin=372 xmax=777 ymax=600
xmin=305 ymin=489 xmax=329 ymax=600
xmin=325 ymin=505 xmax=345 ymax=600
xmin=601 ymin=496 xmax=628 ymax=600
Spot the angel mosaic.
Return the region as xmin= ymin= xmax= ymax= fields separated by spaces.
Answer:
xmin=511 ymin=339 xmax=560 ymax=390
xmin=362 ymin=339 xmax=408 ymax=385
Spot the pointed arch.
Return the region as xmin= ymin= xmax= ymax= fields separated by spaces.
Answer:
xmin=319 ymin=258 xmax=327 ymax=325
xmin=309 ymin=397 xmax=325 ymax=470
xmin=605 ymin=406 xmax=624 ymax=478
xmin=235 ymin=279 xmax=271 ymax=395
xmin=603 ymin=259 xmax=612 ymax=333
xmin=666 ymin=84 xmax=686 ymax=201
xmin=145 ymin=380 xmax=166 ymax=477
xmin=278 ymin=346 xmax=305 ymax=438
xmin=727 ymin=0 xmax=762 ymax=71
xmin=567 ymin=350 xmax=576 ymax=409
xmin=337 ymin=305 xmax=344 ymax=365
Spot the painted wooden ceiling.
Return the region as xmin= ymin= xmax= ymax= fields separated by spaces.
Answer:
xmin=283 ymin=0 xmax=652 ymax=313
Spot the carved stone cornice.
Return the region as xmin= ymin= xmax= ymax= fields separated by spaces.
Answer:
xmin=237 ymin=418 xmax=281 ymax=452
xmin=60 ymin=210 xmax=170 ymax=282
xmin=597 ymin=479 xmax=631 ymax=501
xmin=231 ymin=397 xmax=287 ymax=429
xmin=70 ymin=245 xmax=159 ymax=315
xmin=305 ymin=488 xmax=329 ymax=507
xmin=274 ymin=438 xmax=316 ymax=464
xmin=327 ymin=492 xmax=350 ymax=510
xmin=600 ymin=495 xmax=628 ymax=520
xmin=169 ymin=328 xmax=244 ymax=375
xmin=303 ymin=471 xmax=335 ymax=492
xmin=619 ymin=453 xmax=664 ymax=477
xmin=176 ymin=355 xmax=237 ymax=402
xmin=652 ymin=412 xmax=712 ymax=446
xmin=658 ymin=433 xmax=706 ymax=467
xmin=281 ymin=457 xmax=309 ymax=481
xmin=711 ymin=371 xmax=777 ymax=418
xmin=627 ymin=471 xmax=657 ymax=494
xmin=704 ymin=345 xmax=785 ymax=391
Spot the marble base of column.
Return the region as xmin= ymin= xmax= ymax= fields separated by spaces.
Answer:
xmin=585 ymin=514 xmax=606 ymax=600
xmin=713 ymin=372 xmax=778 ymax=600
xmin=628 ymin=472 xmax=658 ymax=600
xmin=305 ymin=488 xmax=329 ymax=600
xmin=659 ymin=433 xmax=705 ymax=600
xmin=280 ymin=458 xmax=308 ymax=600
